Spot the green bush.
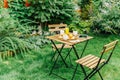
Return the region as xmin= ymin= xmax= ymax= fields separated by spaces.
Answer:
xmin=91 ymin=0 xmax=120 ymax=34
xmin=9 ymin=0 xmax=75 ymax=27
xmin=9 ymin=0 xmax=35 ymax=26
xmin=69 ymin=16 xmax=92 ymax=34
xmin=0 ymin=8 xmax=32 ymax=58
xmin=0 ymin=1 xmax=3 ymax=8
xmin=77 ymin=0 xmax=93 ymax=19
xmin=69 ymin=0 xmax=93 ymax=34
xmin=0 ymin=8 xmax=49 ymax=58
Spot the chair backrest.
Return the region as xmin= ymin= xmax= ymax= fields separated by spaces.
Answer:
xmin=102 ymin=40 xmax=118 ymax=53
xmin=48 ymin=24 xmax=67 ymax=33
xmin=96 ymin=40 xmax=118 ymax=68
xmin=101 ymin=40 xmax=118 ymax=62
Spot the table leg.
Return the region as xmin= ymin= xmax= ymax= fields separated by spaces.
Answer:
xmin=49 ymin=40 xmax=68 ymax=75
xmin=80 ymin=40 xmax=89 ymax=58
xmin=64 ymin=47 xmax=72 ymax=60
xmin=64 ymin=47 xmax=73 ymax=66
xmin=72 ymin=45 xmax=80 ymax=59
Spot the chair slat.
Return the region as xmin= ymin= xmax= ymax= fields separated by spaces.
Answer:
xmin=76 ymin=54 xmax=92 ymax=63
xmin=76 ymin=54 xmax=94 ymax=64
xmin=49 ymin=28 xmax=65 ymax=32
xmin=48 ymin=24 xmax=67 ymax=32
xmin=48 ymin=24 xmax=67 ymax=28
xmin=89 ymin=59 xmax=105 ymax=69
xmin=102 ymin=40 xmax=118 ymax=54
xmin=103 ymin=46 xmax=115 ymax=53
xmin=76 ymin=54 xmax=106 ymax=69
xmin=86 ymin=58 xmax=100 ymax=68
xmin=104 ymin=40 xmax=118 ymax=48
xmin=82 ymin=56 xmax=99 ymax=66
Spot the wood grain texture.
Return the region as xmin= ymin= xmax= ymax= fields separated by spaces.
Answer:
xmin=76 ymin=54 xmax=105 ymax=69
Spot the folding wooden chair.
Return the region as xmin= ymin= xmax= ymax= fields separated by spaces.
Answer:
xmin=48 ymin=24 xmax=72 ymax=61
xmin=48 ymin=24 xmax=67 ymax=33
xmin=72 ymin=40 xmax=118 ymax=80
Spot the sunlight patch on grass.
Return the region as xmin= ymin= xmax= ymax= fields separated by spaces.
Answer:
xmin=0 ymin=71 xmax=19 ymax=80
xmin=16 ymin=60 xmax=23 ymax=64
xmin=2 ymin=61 xmax=9 ymax=65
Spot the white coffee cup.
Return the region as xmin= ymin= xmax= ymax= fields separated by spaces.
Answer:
xmin=73 ymin=31 xmax=78 ymax=36
xmin=63 ymin=34 xmax=69 ymax=40
xmin=60 ymin=30 xmax=64 ymax=35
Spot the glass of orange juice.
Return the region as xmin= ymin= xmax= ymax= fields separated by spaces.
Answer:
xmin=65 ymin=27 xmax=69 ymax=34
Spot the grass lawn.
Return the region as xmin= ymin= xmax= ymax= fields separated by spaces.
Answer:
xmin=0 ymin=34 xmax=120 ymax=80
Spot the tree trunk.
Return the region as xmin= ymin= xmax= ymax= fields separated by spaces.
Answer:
xmin=38 ymin=23 xmax=42 ymax=35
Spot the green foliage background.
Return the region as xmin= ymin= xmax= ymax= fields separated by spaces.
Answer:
xmin=0 ymin=1 xmax=3 ymax=8
xmin=91 ymin=0 xmax=120 ymax=34
xmin=0 ymin=0 xmax=120 ymax=80
xmin=9 ymin=0 xmax=75 ymax=27
xmin=0 ymin=9 xmax=31 ymax=58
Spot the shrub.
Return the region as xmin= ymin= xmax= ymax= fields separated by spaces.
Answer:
xmin=69 ymin=15 xmax=92 ymax=34
xmin=0 ymin=8 xmax=49 ymax=50
xmin=0 ymin=1 xmax=3 ymax=8
xmin=9 ymin=0 xmax=75 ymax=27
xmin=77 ymin=0 xmax=93 ymax=19
xmin=91 ymin=0 xmax=120 ymax=34
xmin=0 ymin=8 xmax=32 ymax=58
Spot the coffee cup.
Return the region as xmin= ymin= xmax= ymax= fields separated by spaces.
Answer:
xmin=73 ymin=31 xmax=78 ymax=36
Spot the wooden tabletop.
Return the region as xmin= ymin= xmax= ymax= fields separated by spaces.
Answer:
xmin=46 ymin=34 xmax=93 ymax=45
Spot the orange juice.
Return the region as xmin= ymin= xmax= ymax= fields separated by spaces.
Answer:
xmin=65 ymin=27 xmax=69 ymax=34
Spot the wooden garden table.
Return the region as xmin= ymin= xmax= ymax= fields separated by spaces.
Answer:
xmin=46 ymin=34 xmax=93 ymax=76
